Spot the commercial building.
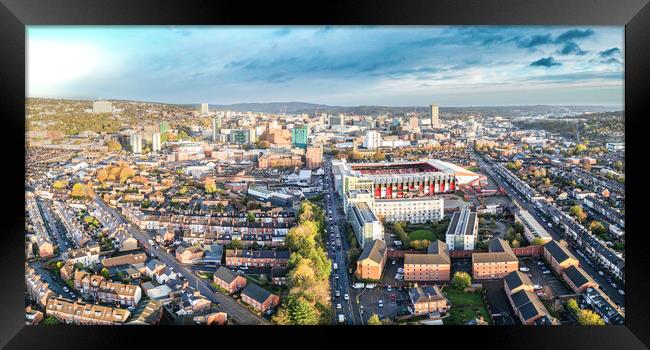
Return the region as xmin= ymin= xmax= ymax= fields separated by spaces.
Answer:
xmin=152 ymin=132 xmax=161 ymax=153
xmin=305 ymin=144 xmax=323 ymax=169
xmin=200 ymin=103 xmax=209 ymax=115
xmin=404 ymin=240 xmax=451 ymax=281
xmin=329 ymin=114 xmax=345 ymax=127
xmin=408 ymin=285 xmax=448 ymax=315
xmin=542 ymin=240 xmax=579 ymax=275
xmin=430 ymin=104 xmax=439 ymax=127
xmin=514 ymin=209 xmax=552 ymax=244
xmin=349 ymin=202 xmax=384 ymax=249
xmin=46 ymin=297 xmax=130 ymax=325
xmin=355 ymin=239 xmax=387 ymax=281
xmin=92 ymin=100 xmax=112 ymax=114
xmin=230 ymin=128 xmax=256 ymax=145
xmin=211 ymin=116 xmax=222 ymax=141
xmin=445 ymin=208 xmax=478 ymax=250
xmin=363 ymin=130 xmax=381 ymax=149
xmin=130 ymin=133 xmax=142 ymax=154
xmin=472 ymin=238 xmax=518 ymax=280
xmin=291 ymin=125 xmax=309 ymax=149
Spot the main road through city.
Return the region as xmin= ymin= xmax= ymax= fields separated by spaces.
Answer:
xmin=324 ymin=157 xmax=360 ymax=325
xmin=475 ymin=152 xmax=625 ymax=307
xmin=93 ymin=198 xmax=270 ymax=325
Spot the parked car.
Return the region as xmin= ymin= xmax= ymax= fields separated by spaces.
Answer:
xmin=335 ymin=290 xmax=340 ymax=297
xmin=344 ymin=294 xmax=349 ymax=301
xmin=378 ymin=300 xmax=383 ymax=307
xmin=598 ymin=271 xmax=604 ymax=276
xmin=533 ymin=284 xmax=543 ymax=290
xmin=618 ymin=290 xmax=625 ymax=295
xmin=519 ymin=267 xmax=530 ymax=272
xmin=542 ymin=270 xmax=551 ymax=274
xmin=336 ymin=303 xmax=342 ymax=310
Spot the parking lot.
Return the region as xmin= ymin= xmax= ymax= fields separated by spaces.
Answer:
xmin=353 ymin=284 xmax=410 ymax=324
xmin=520 ymin=258 xmax=571 ymax=297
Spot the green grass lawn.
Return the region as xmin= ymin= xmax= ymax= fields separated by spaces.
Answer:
xmin=443 ymin=288 xmax=491 ymax=325
xmin=408 ymin=229 xmax=436 ymax=241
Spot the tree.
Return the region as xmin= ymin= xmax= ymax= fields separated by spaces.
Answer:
xmin=569 ymin=205 xmax=588 ymax=223
xmin=371 ymin=151 xmax=386 ymax=162
xmin=230 ymin=238 xmax=242 ymax=249
xmin=96 ymin=168 xmax=109 ymax=182
xmin=205 ymin=178 xmax=217 ymax=194
xmin=589 ymin=221 xmax=607 ymax=236
xmin=100 ymin=267 xmax=110 ymax=279
xmin=259 ymin=140 xmax=271 ymax=149
xmin=531 ymin=238 xmax=547 ymax=246
xmin=451 ymin=271 xmax=472 ymax=289
xmin=71 ymin=183 xmax=94 ymax=199
xmin=119 ymin=166 xmax=135 ymax=183
xmin=247 ymin=212 xmax=256 ymax=223
xmin=106 ymin=140 xmax=122 ymax=152
xmin=367 ymin=314 xmax=382 ymax=325
xmin=566 ymin=299 xmax=579 ymax=313
xmin=41 ymin=316 xmax=59 ymax=325
xmin=577 ymin=309 xmax=605 ymax=325
xmin=52 ymin=180 xmax=68 ymax=189
xmin=285 ymin=296 xmax=320 ymax=325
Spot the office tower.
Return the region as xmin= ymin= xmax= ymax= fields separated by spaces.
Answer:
xmin=152 ymin=133 xmax=161 ymax=153
xmin=200 ymin=103 xmax=209 ymax=115
xmin=329 ymin=114 xmax=345 ymax=127
xmin=159 ymin=121 xmax=170 ymax=133
xmin=430 ymin=104 xmax=439 ymax=127
xmin=130 ymin=133 xmax=142 ymax=154
xmin=211 ymin=116 xmax=221 ymax=141
xmin=230 ymin=128 xmax=255 ymax=145
xmin=306 ymin=144 xmax=323 ymax=169
xmin=409 ymin=116 xmax=421 ymax=132
xmin=363 ymin=130 xmax=381 ymax=150
xmin=92 ymin=101 xmax=112 ymax=114
xmin=291 ymin=125 xmax=309 ymax=149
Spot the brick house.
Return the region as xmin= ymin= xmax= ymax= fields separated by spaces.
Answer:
xmin=213 ymin=267 xmax=247 ymax=294
xmin=562 ymin=265 xmax=599 ymax=293
xmin=241 ymin=283 xmax=280 ymax=313
xmin=46 ymin=297 xmax=130 ymax=325
xmin=543 ymin=240 xmax=579 ymax=275
xmin=225 ymin=249 xmax=290 ymax=268
xmin=408 ymin=285 xmax=449 ymax=315
xmin=176 ymin=244 xmax=204 ymax=264
xmin=355 ymin=239 xmax=387 ymax=281
xmin=503 ymin=271 xmax=535 ymax=296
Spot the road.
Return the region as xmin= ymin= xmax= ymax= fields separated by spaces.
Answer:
xmin=476 ymin=153 xmax=625 ymax=307
xmin=93 ymin=198 xmax=270 ymax=325
xmin=323 ymin=157 xmax=358 ymax=325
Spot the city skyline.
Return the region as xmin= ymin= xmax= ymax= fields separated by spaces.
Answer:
xmin=28 ymin=26 xmax=624 ymax=107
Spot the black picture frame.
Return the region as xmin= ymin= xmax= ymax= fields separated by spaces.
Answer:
xmin=1 ymin=0 xmax=649 ymax=349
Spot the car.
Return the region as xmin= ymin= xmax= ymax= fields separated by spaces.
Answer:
xmin=378 ymin=300 xmax=383 ymax=307
xmin=387 ymin=286 xmax=392 ymax=292
xmin=265 ymin=309 xmax=273 ymax=315
xmin=69 ymin=292 xmax=75 ymax=298
xmin=62 ymin=287 xmax=69 ymax=292
xmin=618 ymin=290 xmax=625 ymax=295
xmin=336 ymin=303 xmax=342 ymax=310
xmin=611 ymin=283 xmax=617 ymax=288
xmin=335 ymin=290 xmax=340 ymax=297
xmin=542 ymin=270 xmax=551 ymax=274
xmin=392 ymin=260 xmax=396 ymax=265
xmin=236 ymin=270 xmax=245 ymax=274
xmin=344 ymin=294 xmax=349 ymax=301
xmin=519 ymin=267 xmax=530 ymax=272
xmin=533 ymin=284 xmax=543 ymax=290
xmin=335 ymin=274 xmax=339 ymax=279
xmin=240 ymin=266 xmax=248 ymax=270
xmin=537 ymin=261 xmax=544 ymax=265
xmin=598 ymin=271 xmax=604 ymax=276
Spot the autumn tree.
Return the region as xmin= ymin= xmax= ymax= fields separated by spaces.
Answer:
xmin=367 ymin=314 xmax=382 ymax=325
xmin=451 ymin=271 xmax=472 ymax=289
xmin=106 ymin=140 xmax=122 ymax=152
xmin=96 ymin=168 xmax=108 ymax=182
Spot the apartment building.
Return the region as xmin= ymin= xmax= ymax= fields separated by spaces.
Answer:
xmin=241 ymin=284 xmax=280 ymax=313
xmin=543 ymin=240 xmax=579 ymax=275
xmin=213 ymin=266 xmax=247 ymax=294
xmin=404 ymin=240 xmax=451 ymax=281
xmin=472 ymin=238 xmax=519 ymax=280
xmin=445 ymin=208 xmax=478 ymax=250
xmin=408 ymin=285 xmax=449 ymax=315
xmin=355 ymin=239 xmax=387 ymax=281
xmin=225 ymin=249 xmax=290 ymax=268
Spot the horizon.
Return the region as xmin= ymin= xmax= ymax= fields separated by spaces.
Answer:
xmin=27 ymin=26 xmax=624 ymax=107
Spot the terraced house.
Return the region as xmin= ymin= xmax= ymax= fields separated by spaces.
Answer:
xmin=225 ymin=249 xmax=290 ymax=268
xmin=73 ymin=271 xmax=142 ymax=307
xmin=46 ymin=297 xmax=130 ymax=325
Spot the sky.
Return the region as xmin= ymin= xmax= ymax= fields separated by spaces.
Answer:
xmin=27 ymin=26 xmax=624 ymax=107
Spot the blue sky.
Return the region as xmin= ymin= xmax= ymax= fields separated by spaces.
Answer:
xmin=27 ymin=26 xmax=624 ymax=107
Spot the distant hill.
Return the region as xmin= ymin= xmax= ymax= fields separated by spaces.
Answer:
xmin=200 ymin=102 xmax=620 ymax=117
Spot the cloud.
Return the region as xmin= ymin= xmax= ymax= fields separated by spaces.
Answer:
xmin=515 ymin=34 xmax=554 ymax=48
xmin=529 ymin=56 xmax=562 ymax=68
xmin=556 ymin=42 xmax=587 ymax=56
xmin=554 ymin=29 xmax=595 ymax=43
xmin=599 ymin=47 xmax=621 ymax=58
xmin=272 ymin=28 xmax=292 ymax=37
xmin=601 ymin=57 xmax=622 ymax=65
